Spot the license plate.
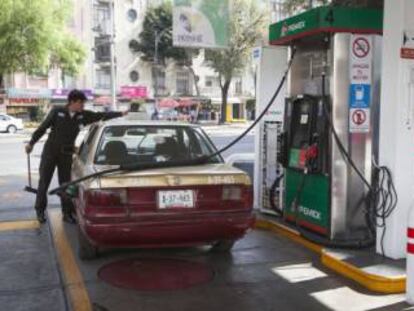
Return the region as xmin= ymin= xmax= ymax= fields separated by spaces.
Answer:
xmin=157 ymin=190 xmax=195 ymax=209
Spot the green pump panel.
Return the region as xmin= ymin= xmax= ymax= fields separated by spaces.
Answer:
xmin=272 ymin=7 xmax=383 ymax=240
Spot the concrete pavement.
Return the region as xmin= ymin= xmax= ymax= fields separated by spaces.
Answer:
xmin=0 ymin=128 xmax=411 ymax=311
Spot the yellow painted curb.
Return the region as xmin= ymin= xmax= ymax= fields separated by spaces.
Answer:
xmin=255 ymin=218 xmax=323 ymax=254
xmin=255 ymin=218 xmax=406 ymax=294
xmin=0 ymin=220 xmax=40 ymax=232
xmin=49 ymin=210 xmax=92 ymax=311
xmin=321 ymin=251 xmax=406 ymax=294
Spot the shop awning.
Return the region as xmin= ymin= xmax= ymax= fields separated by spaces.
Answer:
xmin=158 ymin=98 xmax=180 ymax=108
xmin=95 ymin=96 xmax=112 ymax=105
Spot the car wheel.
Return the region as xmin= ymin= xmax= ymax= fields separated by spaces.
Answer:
xmin=77 ymin=225 xmax=98 ymax=260
xmin=7 ymin=125 xmax=17 ymax=134
xmin=211 ymin=240 xmax=236 ymax=253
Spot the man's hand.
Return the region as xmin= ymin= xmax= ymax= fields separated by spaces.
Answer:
xmin=25 ymin=144 xmax=33 ymax=154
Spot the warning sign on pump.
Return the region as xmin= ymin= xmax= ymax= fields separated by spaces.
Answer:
xmin=349 ymin=108 xmax=370 ymax=133
xmin=349 ymin=84 xmax=371 ymax=108
xmin=350 ymin=35 xmax=373 ymax=84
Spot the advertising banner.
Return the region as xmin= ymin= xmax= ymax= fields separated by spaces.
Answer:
xmin=173 ymin=0 xmax=229 ymax=48
xmin=120 ymin=86 xmax=148 ymax=99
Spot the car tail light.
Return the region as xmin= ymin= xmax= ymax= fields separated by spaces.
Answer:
xmin=222 ymin=186 xmax=242 ymax=201
xmin=86 ymin=189 xmax=127 ymax=206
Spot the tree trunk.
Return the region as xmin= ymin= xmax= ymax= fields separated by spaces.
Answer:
xmin=220 ymin=80 xmax=231 ymax=124
xmin=0 ymin=74 xmax=3 ymax=90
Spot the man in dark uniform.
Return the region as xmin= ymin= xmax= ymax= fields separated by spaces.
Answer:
xmin=25 ymin=90 xmax=127 ymax=224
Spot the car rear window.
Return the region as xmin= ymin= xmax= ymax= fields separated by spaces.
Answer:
xmin=94 ymin=125 xmax=222 ymax=166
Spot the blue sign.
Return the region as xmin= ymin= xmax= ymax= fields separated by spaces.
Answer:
xmin=7 ymin=88 xmax=52 ymax=99
xmin=349 ymin=84 xmax=371 ymax=108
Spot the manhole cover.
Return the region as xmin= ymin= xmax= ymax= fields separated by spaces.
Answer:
xmin=98 ymin=258 xmax=214 ymax=291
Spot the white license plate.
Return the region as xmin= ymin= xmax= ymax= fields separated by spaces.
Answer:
xmin=157 ymin=190 xmax=195 ymax=209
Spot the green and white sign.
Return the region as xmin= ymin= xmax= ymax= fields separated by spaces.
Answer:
xmin=173 ymin=0 xmax=229 ymax=48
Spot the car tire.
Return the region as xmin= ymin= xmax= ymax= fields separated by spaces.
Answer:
xmin=7 ymin=125 xmax=17 ymax=134
xmin=78 ymin=226 xmax=98 ymax=260
xmin=211 ymin=240 xmax=236 ymax=253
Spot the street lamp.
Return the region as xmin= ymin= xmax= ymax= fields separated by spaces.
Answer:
xmin=109 ymin=0 xmax=117 ymax=111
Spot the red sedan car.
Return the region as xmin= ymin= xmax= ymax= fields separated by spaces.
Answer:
xmin=72 ymin=120 xmax=254 ymax=259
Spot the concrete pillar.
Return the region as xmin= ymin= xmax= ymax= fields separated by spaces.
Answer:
xmin=378 ymin=0 xmax=414 ymax=259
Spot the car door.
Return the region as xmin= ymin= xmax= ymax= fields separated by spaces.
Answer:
xmin=0 ymin=115 xmax=8 ymax=131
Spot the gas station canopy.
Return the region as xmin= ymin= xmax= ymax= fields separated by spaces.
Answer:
xmin=269 ymin=7 xmax=383 ymax=46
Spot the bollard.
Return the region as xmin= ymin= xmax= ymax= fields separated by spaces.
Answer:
xmin=407 ymin=206 xmax=414 ymax=304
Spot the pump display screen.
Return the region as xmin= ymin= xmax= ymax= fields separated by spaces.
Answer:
xmin=291 ymin=102 xmax=312 ymax=149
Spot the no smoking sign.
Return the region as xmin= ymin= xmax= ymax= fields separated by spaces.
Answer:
xmin=350 ymin=34 xmax=373 ymax=84
xmin=349 ymin=108 xmax=370 ymax=133
xmin=353 ymin=37 xmax=370 ymax=58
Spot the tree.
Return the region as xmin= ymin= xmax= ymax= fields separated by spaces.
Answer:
xmin=131 ymin=2 xmax=200 ymax=96
xmin=205 ymin=0 xmax=265 ymax=123
xmin=50 ymin=34 xmax=86 ymax=85
xmin=0 ymin=0 xmax=86 ymax=88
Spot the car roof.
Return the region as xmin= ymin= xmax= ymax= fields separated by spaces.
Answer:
xmin=101 ymin=118 xmax=201 ymax=129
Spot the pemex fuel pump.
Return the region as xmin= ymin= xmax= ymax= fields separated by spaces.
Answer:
xmin=265 ymin=6 xmax=384 ymax=244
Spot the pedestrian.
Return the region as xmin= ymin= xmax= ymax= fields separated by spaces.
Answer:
xmin=151 ymin=108 xmax=159 ymax=120
xmin=25 ymin=89 xmax=127 ymax=224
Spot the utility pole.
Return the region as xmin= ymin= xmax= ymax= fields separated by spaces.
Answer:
xmin=154 ymin=29 xmax=168 ymax=104
xmin=109 ymin=0 xmax=117 ymax=111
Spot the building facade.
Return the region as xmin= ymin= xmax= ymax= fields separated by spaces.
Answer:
xmin=2 ymin=0 xmax=259 ymax=121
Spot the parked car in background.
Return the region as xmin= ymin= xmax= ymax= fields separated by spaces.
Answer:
xmin=0 ymin=114 xmax=24 ymax=133
xmin=72 ymin=120 xmax=254 ymax=259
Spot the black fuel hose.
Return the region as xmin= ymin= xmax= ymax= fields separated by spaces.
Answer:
xmin=49 ymin=48 xmax=298 ymax=196
xmin=269 ymin=174 xmax=284 ymax=216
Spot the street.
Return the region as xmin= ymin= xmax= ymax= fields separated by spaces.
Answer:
xmin=0 ymin=127 xmax=409 ymax=311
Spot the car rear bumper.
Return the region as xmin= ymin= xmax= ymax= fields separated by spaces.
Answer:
xmin=79 ymin=212 xmax=255 ymax=248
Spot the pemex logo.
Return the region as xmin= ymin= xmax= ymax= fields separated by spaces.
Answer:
xmin=280 ymin=22 xmax=288 ymax=37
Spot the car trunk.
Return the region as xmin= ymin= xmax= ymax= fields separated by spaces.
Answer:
xmin=83 ymin=164 xmax=252 ymax=220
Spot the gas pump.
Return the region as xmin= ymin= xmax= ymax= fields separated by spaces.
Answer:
xmin=262 ymin=6 xmax=386 ymax=245
xmin=280 ymin=95 xmax=330 ymax=234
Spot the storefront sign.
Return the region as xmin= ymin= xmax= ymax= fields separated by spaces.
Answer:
xmin=401 ymin=48 xmax=414 ymax=59
xmin=173 ymin=0 xmax=229 ymax=48
xmin=7 ymin=88 xmax=52 ymax=99
xmin=52 ymin=89 xmax=93 ymax=100
xmin=120 ymin=86 xmax=147 ymax=99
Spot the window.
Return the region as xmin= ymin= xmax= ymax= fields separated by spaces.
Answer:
xmin=93 ymin=4 xmax=110 ymax=34
xmin=176 ymin=71 xmax=190 ymax=95
xmin=95 ymin=37 xmax=111 ymax=63
xmin=129 ymin=39 xmax=139 ymax=51
xmin=154 ymin=69 xmax=166 ymax=96
xmin=79 ymin=126 xmax=99 ymax=163
xmin=94 ymin=125 xmax=222 ymax=166
xmin=205 ymin=76 xmax=218 ymax=88
xmin=234 ymin=77 xmax=243 ymax=95
xmin=127 ymin=9 xmax=138 ymax=22
xmin=130 ymin=70 xmax=139 ymax=82
xmin=95 ymin=68 xmax=111 ymax=89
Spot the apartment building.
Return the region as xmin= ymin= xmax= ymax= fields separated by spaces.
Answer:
xmin=3 ymin=0 xmax=262 ymax=120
